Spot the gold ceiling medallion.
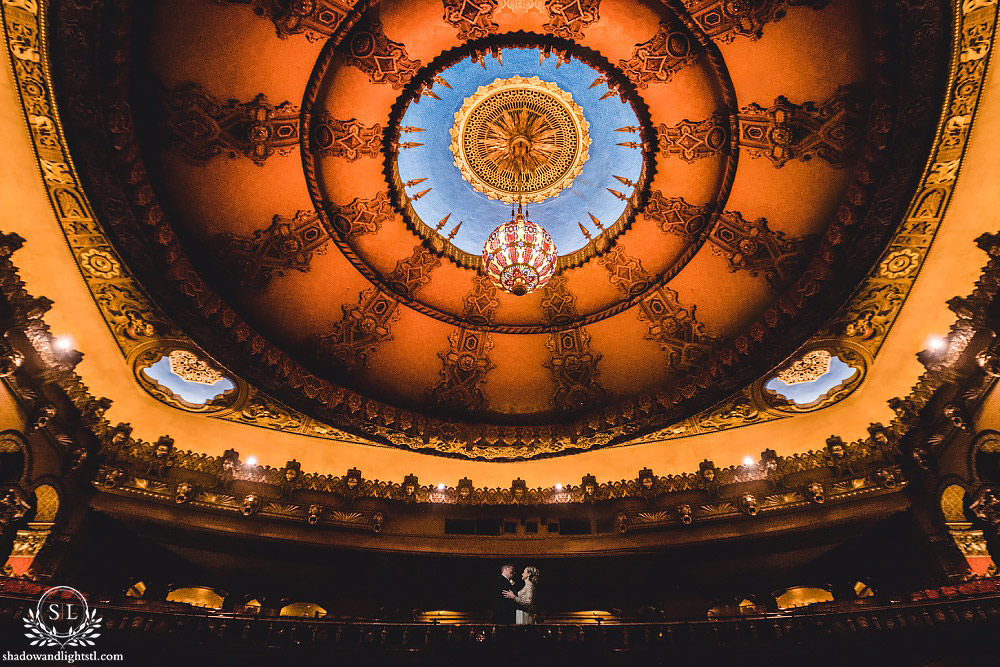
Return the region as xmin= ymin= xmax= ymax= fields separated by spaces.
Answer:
xmin=450 ymin=76 xmax=590 ymax=203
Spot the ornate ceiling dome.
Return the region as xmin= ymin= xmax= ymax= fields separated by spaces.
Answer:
xmin=47 ymin=0 xmax=950 ymax=460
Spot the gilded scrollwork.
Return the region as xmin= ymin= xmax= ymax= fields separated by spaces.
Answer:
xmin=736 ymin=86 xmax=866 ymax=168
xmin=462 ymin=275 xmax=501 ymax=327
xmin=324 ymin=192 xmax=395 ymax=239
xmin=543 ymin=328 xmax=605 ymax=412
xmin=637 ymin=286 xmax=713 ymax=369
xmin=237 ymin=391 xmax=305 ymax=432
xmin=428 ymin=328 xmax=495 ymax=412
xmin=655 ymin=115 xmax=728 ymax=163
xmin=825 ymin=283 xmax=906 ymax=349
xmin=695 ymin=390 xmax=766 ymax=432
xmin=313 ymin=288 xmax=400 ymax=371
xmin=708 ymin=210 xmax=811 ymax=288
xmin=311 ymin=114 xmax=383 ymax=160
xmin=543 ymin=0 xmax=601 ymax=39
xmin=93 ymin=284 xmax=171 ymax=347
xmin=384 ymin=244 xmax=442 ymax=298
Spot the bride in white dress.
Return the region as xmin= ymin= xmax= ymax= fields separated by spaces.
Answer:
xmin=509 ymin=566 xmax=540 ymax=625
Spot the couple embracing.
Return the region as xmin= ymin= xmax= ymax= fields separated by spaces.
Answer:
xmin=493 ymin=563 xmax=540 ymax=625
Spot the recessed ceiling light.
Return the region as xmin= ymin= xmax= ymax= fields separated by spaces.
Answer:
xmin=926 ymin=335 xmax=947 ymax=351
xmin=53 ymin=335 xmax=73 ymax=352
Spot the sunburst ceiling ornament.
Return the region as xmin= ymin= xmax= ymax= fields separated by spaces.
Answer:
xmin=451 ymin=76 xmax=591 ymax=204
xmin=482 ymin=202 xmax=557 ymax=295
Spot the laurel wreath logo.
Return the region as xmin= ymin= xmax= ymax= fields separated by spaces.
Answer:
xmin=21 ymin=586 xmax=103 ymax=648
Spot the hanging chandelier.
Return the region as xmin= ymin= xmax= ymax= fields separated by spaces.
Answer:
xmin=482 ymin=202 xmax=557 ymax=296
xmin=454 ymin=77 xmax=579 ymax=295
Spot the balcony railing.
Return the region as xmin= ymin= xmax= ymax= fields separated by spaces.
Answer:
xmin=0 ymin=590 xmax=998 ymax=651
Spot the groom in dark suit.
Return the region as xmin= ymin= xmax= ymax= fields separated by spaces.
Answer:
xmin=493 ymin=563 xmax=521 ymax=623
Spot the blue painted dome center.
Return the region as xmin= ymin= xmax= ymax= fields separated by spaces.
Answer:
xmin=396 ymin=47 xmax=644 ymax=257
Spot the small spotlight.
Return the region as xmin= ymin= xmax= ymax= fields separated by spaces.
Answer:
xmin=742 ymin=456 xmax=755 ymax=467
xmin=245 ymin=456 xmax=258 ymax=467
xmin=437 ymin=483 xmax=446 ymax=491
xmin=53 ymin=336 xmax=73 ymax=352
xmin=926 ymin=335 xmax=947 ymax=352
xmin=554 ymin=483 xmax=563 ymax=491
